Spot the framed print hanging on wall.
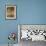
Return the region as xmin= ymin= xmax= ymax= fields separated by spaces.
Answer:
xmin=6 ymin=5 xmax=16 ymax=20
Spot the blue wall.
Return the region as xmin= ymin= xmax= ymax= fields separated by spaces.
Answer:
xmin=19 ymin=0 xmax=46 ymax=24
xmin=0 ymin=0 xmax=46 ymax=44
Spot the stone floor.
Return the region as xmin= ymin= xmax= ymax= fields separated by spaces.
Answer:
xmin=0 ymin=40 xmax=46 ymax=46
xmin=19 ymin=39 xmax=46 ymax=46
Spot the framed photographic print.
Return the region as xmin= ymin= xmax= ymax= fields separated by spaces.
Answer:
xmin=6 ymin=5 xmax=16 ymax=20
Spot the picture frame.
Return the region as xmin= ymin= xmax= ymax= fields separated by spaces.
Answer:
xmin=6 ymin=5 xmax=16 ymax=20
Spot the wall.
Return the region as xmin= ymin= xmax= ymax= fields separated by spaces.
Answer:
xmin=0 ymin=0 xmax=46 ymax=44
xmin=19 ymin=0 xmax=46 ymax=24
xmin=0 ymin=0 xmax=18 ymax=44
